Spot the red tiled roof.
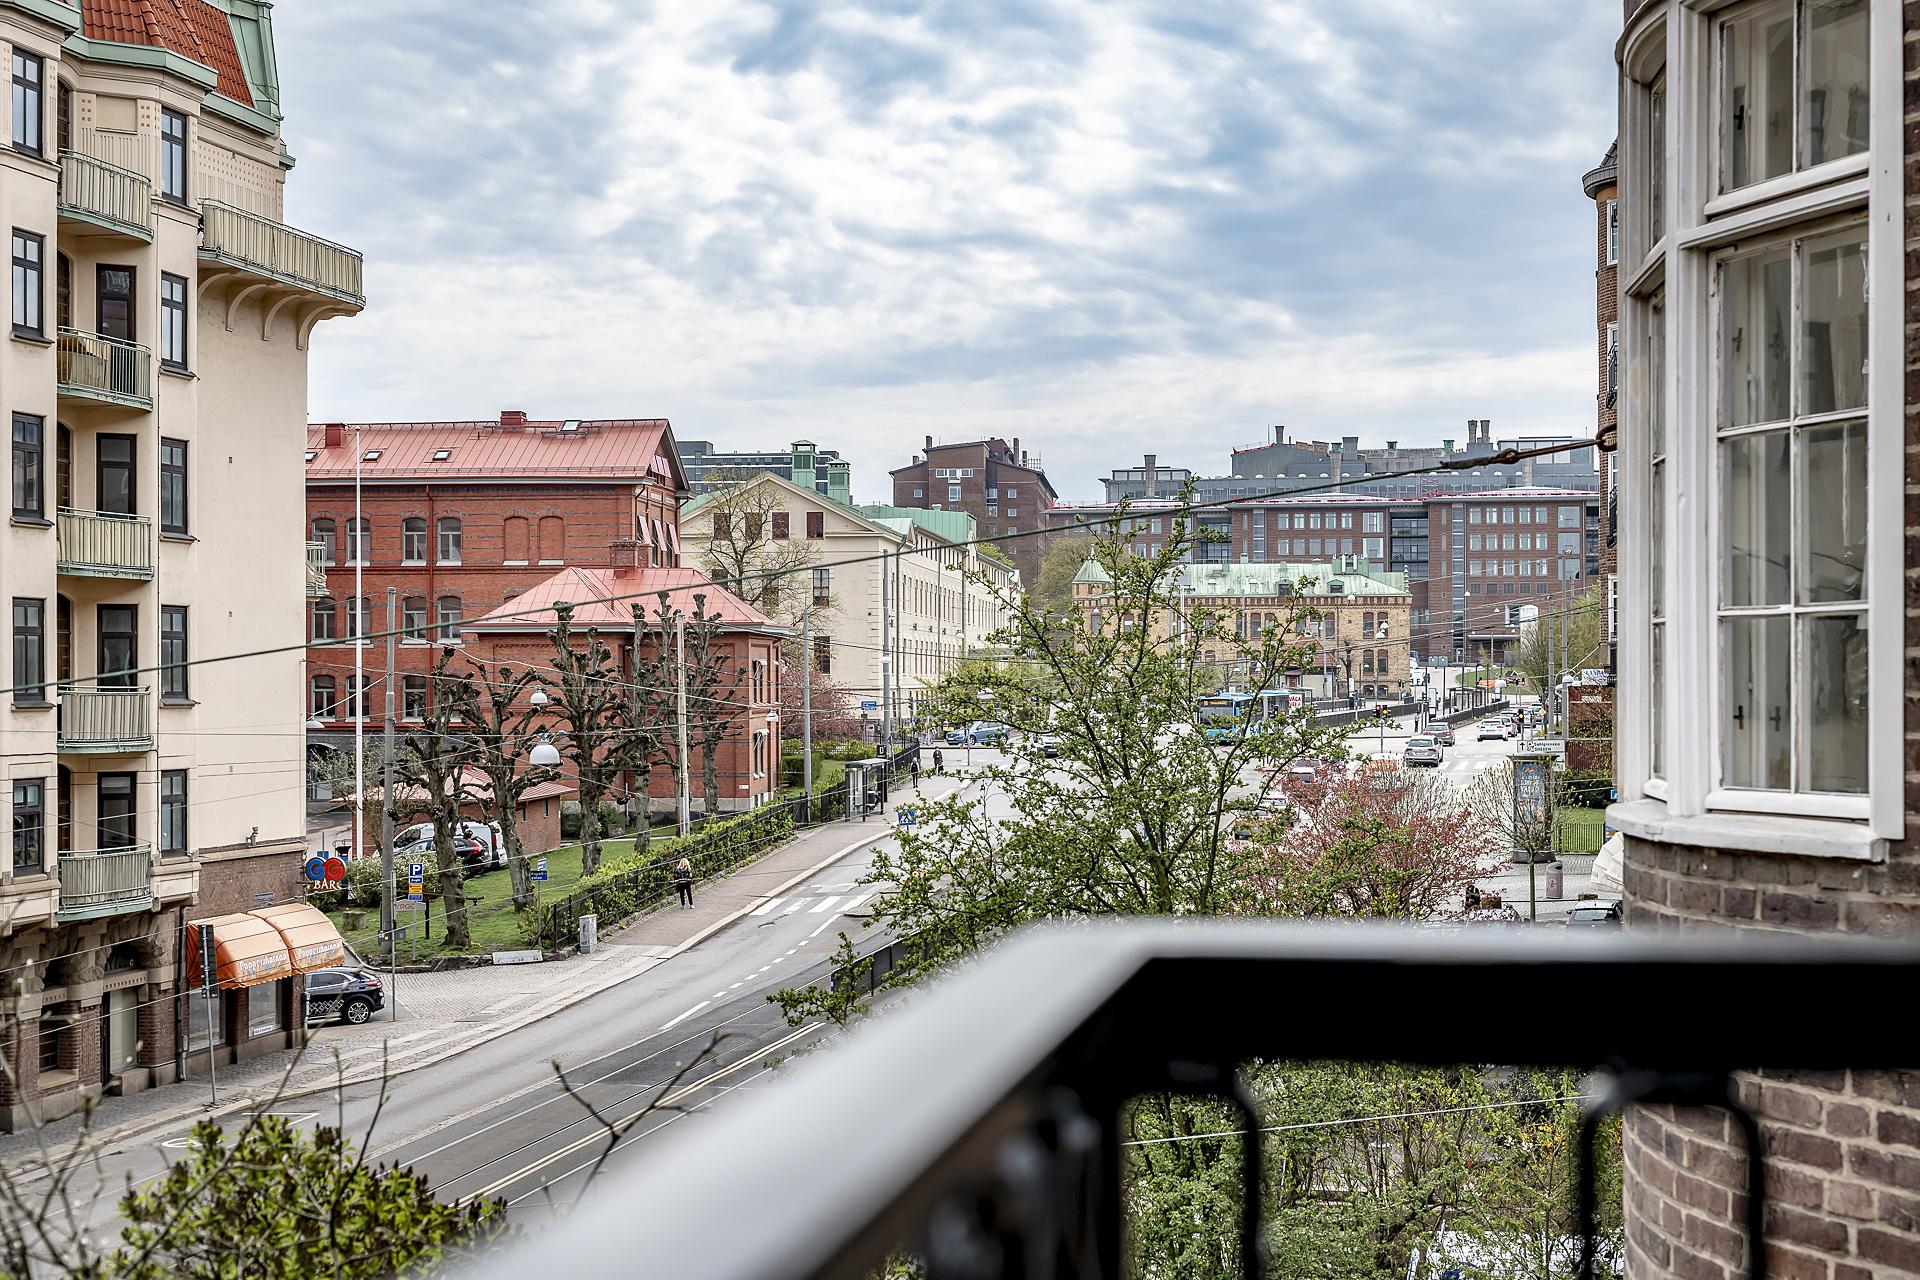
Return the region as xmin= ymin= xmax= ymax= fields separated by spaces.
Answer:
xmin=305 ymin=419 xmax=682 ymax=487
xmin=84 ymin=0 xmax=256 ymax=107
xmin=466 ymin=566 xmax=782 ymax=634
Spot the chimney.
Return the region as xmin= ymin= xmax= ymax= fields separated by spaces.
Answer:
xmin=1143 ymin=453 xmax=1158 ymax=497
xmin=609 ymin=539 xmax=640 ymax=575
xmin=323 ymin=422 xmax=344 ymax=447
xmin=1442 ymin=438 xmax=1455 ymax=453
xmin=826 ymin=460 xmax=852 ymax=507
xmin=1012 ymin=438 xmax=1021 ymax=461
xmin=925 ymin=435 xmax=934 ymax=453
xmin=1386 ymin=441 xmax=1398 ymax=453
xmin=1274 ymin=424 xmax=1285 ymax=445
xmin=500 ymin=409 xmax=528 ymax=428
xmin=1342 ymin=435 xmax=1359 ymax=455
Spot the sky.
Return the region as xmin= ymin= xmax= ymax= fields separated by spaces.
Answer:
xmin=276 ymin=1 xmax=1621 ymax=503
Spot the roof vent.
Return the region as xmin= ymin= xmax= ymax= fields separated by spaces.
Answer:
xmin=500 ymin=410 xmax=528 ymax=427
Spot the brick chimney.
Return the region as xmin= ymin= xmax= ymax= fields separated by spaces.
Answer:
xmin=323 ymin=422 xmax=344 ymax=447
xmin=609 ymin=539 xmax=640 ymax=575
xmin=500 ymin=409 xmax=528 ymax=428
xmin=925 ymin=434 xmax=934 ymax=452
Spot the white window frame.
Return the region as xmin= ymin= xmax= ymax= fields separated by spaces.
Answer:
xmin=1612 ymin=0 xmax=1898 ymax=851
xmin=1605 ymin=198 xmax=1620 ymax=264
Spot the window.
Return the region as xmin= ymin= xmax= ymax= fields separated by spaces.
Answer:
xmin=96 ymin=433 xmax=134 ymax=515
xmin=97 ymin=773 xmax=135 ymax=848
xmin=184 ymin=988 xmax=225 ymax=1051
xmin=310 ymin=597 xmax=337 ymax=643
xmin=10 ymin=50 xmax=39 ymax=155
xmin=815 ymin=636 xmax=832 ymax=674
xmin=437 ymin=517 xmax=461 ymax=564
xmin=402 ymin=675 xmax=428 ymax=721
xmin=346 ymin=595 xmax=371 ymax=644
xmin=1606 ymin=323 xmax=1619 ymax=397
xmin=1007 ymin=487 xmax=1019 ymax=498
xmin=806 ymin=511 xmax=824 ymax=539
xmin=1715 ymin=223 xmax=1867 ymax=797
xmin=11 ymin=779 xmax=43 ymax=874
xmin=1362 ymin=512 xmax=1384 ymax=533
xmin=401 ymin=596 xmax=428 ymax=642
xmin=160 ymin=770 xmax=186 ymax=858
xmin=1558 ymin=506 xmax=1581 ymax=528
xmin=401 ymin=517 xmax=427 ymax=563
xmin=35 ymin=1019 xmax=60 ymax=1073
xmin=772 ymin=511 xmax=789 ymax=540
xmin=160 ymin=605 xmax=187 ymax=700
xmin=11 ymin=413 xmax=41 ymax=518
xmin=947 ymin=484 xmax=961 ymax=503
xmin=98 ymin=604 xmax=136 ymax=688
xmin=343 ymin=674 xmax=367 ymax=722
xmin=10 ymin=230 xmax=40 ymax=336
xmin=1557 ymin=533 xmax=1582 ymax=556
xmin=309 ymin=675 xmax=336 ymax=720
xmin=436 ymin=596 xmax=462 ymax=641
xmin=96 ymin=265 xmax=133 ymax=341
xmin=912 ymin=487 xmax=922 ymax=498
xmin=1468 ymin=508 xmax=1481 ymax=524
xmin=1469 ymin=535 xmax=1482 ymax=552
xmin=1719 ymin=0 xmax=1867 ymax=194
xmin=160 ymin=273 xmax=188 ymax=369
xmin=159 ymin=438 xmax=187 ymax=534
xmin=12 ymin=597 xmax=44 ymax=703
xmin=345 ymin=517 xmax=370 ymax=565
xmin=712 ymin=512 xmax=731 ymax=539
xmin=310 ymin=517 xmax=337 ymax=565
xmin=159 ymin=108 xmax=188 ymax=202
xmin=812 ymin=568 xmax=831 ymax=606
xmin=1605 ymin=199 xmax=1619 ymax=265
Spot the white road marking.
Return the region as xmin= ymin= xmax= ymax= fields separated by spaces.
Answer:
xmin=711 ymin=991 xmax=726 ymax=999
xmin=728 ymin=982 xmax=743 ymax=989
xmin=748 ymin=898 xmax=783 ymax=916
xmin=782 ymin=899 xmax=807 ymax=914
xmin=808 ymin=896 xmax=843 ymax=914
xmin=839 ymin=890 xmax=875 ymax=914
xmin=659 ymin=1000 xmax=710 ymax=1031
xmin=807 ymin=917 xmax=838 ymax=939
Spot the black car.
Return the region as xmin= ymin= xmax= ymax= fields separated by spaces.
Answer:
xmin=304 ymin=967 xmax=385 ymax=1025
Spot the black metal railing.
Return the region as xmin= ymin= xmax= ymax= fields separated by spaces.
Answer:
xmin=466 ymin=923 xmax=1920 ymax=1280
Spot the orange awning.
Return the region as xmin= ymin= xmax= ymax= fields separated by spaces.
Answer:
xmin=248 ymin=903 xmax=346 ymax=973
xmin=187 ymin=914 xmax=294 ymax=990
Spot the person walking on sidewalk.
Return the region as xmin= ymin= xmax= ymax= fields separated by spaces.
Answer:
xmin=932 ymin=748 xmax=943 ymax=775
xmin=674 ymin=857 xmax=694 ymax=909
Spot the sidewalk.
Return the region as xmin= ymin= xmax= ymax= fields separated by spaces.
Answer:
xmin=0 ymin=775 xmax=968 ymax=1160
xmin=1472 ymin=850 xmax=1599 ymax=924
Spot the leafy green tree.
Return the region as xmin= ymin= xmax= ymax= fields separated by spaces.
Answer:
xmin=1026 ymin=531 xmax=1092 ymax=619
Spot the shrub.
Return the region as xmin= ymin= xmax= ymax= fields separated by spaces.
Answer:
xmin=560 ymin=800 xmax=582 ymax=839
xmin=1558 ymin=769 xmax=1613 ymax=809
xmin=823 ymin=739 xmax=875 ymax=762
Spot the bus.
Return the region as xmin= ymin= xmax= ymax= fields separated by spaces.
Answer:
xmin=1193 ymin=693 xmax=1256 ymax=743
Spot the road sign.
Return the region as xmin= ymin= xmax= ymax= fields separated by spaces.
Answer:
xmin=406 ymin=860 xmax=425 ymax=901
xmin=531 ymin=857 xmax=549 ymax=883
xmin=896 ymin=805 xmax=918 ymax=829
xmin=860 ymin=699 xmax=878 ymax=712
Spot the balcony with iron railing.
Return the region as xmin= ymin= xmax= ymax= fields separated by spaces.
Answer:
xmin=56 ymin=328 xmax=153 ymax=410
xmin=55 ymin=844 xmax=153 ymax=920
xmin=58 ymin=508 xmax=153 ymax=579
xmin=469 ymin=924 xmax=1920 ymax=1280
xmin=57 ymin=152 xmax=154 ymax=242
xmin=198 ymin=201 xmax=365 ymax=309
xmin=57 ymin=684 xmax=153 ymax=753
xmin=306 ymin=540 xmax=329 ymax=596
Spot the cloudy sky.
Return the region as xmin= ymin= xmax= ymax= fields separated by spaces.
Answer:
xmin=276 ymin=1 xmax=1619 ymax=502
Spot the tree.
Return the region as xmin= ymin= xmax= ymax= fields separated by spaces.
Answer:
xmin=453 ymin=656 xmax=554 ymax=912
xmin=543 ymin=604 xmax=627 ymax=877
xmin=1026 ymin=531 xmax=1092 ymax=619
xmin=1512 ymin=586 xmax=1605 ymax=696
xmin=690 ymin=471 xmax=829 ymax=639
xmin=777 ymin=649 xmax=863 ymax=743
xmin=673 ymin=591 xmax=750 ymax=817
xmin=1236 ymin=763 xmax=1501 ymax=919
xmin=388 ymin=646 xmax=477 ymax=951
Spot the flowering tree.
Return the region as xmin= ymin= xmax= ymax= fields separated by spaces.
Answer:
xmin=1238 ymin=762 xmax=1501 ymax=919
xmin=776 ymin=650 xmax=863 ymax=742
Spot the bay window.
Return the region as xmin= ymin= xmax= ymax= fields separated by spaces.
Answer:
xmin=1719 ymin=0 xmax=1867 ymax=195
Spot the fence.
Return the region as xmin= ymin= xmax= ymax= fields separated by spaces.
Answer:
xmin=538 ymin=805 xmax=796 ymax=950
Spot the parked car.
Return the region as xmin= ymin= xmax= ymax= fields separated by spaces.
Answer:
xmin=304 ymin=967 xmax=385 ymax=1025
xmin=1429 ymin=725 xmax=1456 ymax=747
xmin=395 ymin=820 xmax=503 ymax=867
xmin=967 ymin=721 xmax=1010 ymax=745
xmin=1565 ymin=899 xmax=1624 ymax=929
xmin=1036 ymin=733 xmax=1062 ymax=757
xmin=1402 ymin=736 xmax=1443 ymax=767
xmin=944 ymin=726 xmax=969 ymax=745
xmin=396 ymin=835 xmax=488 ymax=874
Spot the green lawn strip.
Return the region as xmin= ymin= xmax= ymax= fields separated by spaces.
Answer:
xmin=1556 ymin=806 xmax=1604 ymax=855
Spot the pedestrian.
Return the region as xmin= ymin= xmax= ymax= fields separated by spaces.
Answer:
xmin=673 ymin=857 xmax=694 ymax=909
xmin=911 ymin=754 xmax=921 ymax=786
xmin=932 ymin=748 xmax=944 ymax=775
xmin=1464 ymin=884 xmax=1482 ymax=911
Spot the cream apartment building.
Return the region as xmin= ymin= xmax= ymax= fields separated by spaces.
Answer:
xmin=0 ymin=0 xmax=360 ymax=1126
xmin=683 ymin=472 xmax=1015 ymax=735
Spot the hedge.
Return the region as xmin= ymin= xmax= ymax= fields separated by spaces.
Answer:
xmin=1558 ymin=768 xmax=1613 ymax=809
xmin=536 ymin=804 xmax=795 ymax=949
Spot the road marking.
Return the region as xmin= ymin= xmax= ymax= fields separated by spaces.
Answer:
xmin=781 ymin=899 xmax=806 ymax=914
xmin=711 ymin=991 xmax=726 ymax=999
xmin=728 ymin=982 xmax=743 ymax=989
xmin=659 ymin=1000 xmax=710 ymax=1031
xmin=747 ymin=898 xmax=782 ymax=916
xmin=839 ymin=891 xmax=875 ymax=914
xmin=806 ymin=917 xmax=839 ymax=939
xmin=808 ymin=896 xmax=843 ymax=914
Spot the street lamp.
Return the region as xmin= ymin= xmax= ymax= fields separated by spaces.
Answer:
xmin=529 ymin=735 xmax=561 ymax=768
xmin=528 ymin=686 xmax=550 ymax=707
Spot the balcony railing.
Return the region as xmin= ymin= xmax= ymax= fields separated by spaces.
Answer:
xmin=56 ymin=844 xmax=154 ymax=920
xmin=58 ymin=508 xmax=153 ymax=579
xmin=58 ymin=684 xmax=152 ymax=753
xmin=306 ymin=541 xmax=329 ymax=596
xmin=57 ymin=153 xmax=154 ymax=240
xmin=199 ymin=201 xmax=365 ymax=307
xmin=57 ymin=328 xmax=153 ymax=410
xmin=467 ymin=924 xmax=1920 ymax=1280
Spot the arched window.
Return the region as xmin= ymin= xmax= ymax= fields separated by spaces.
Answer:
xmin=309 ymin=596 xmax=337 ymax=643
xmin=1363 ymin=611 xmax=1374 ymax=635
xmin=310 ymin=517 xmax=337 ymax=565
xmin=436 ymin=517 xmax=462 ymax=565
xmin=309 ymin=675 xmax=337 ymax=720
xmin=401 ymin=595 xmax=428 ymax=642
xmin=436 ymin=595 xmax=462 ymax=640
xmin=503 ymin=516 xmax=530 ymax=564
xmin=538 ymin=515 xmax=564 ymax=563
xmin=345 ymin=516 xmax=370 ymax=565
xmin=401 ymin=517 xmax=427 ymax=564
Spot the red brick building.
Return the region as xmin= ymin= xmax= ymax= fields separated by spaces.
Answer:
xmin=304 ymin=412 xmax=688 ymax=752
xmin=890 ymin=436 xmax=1056 ymax=583
xmin=464 ymin=565 xmax=788 ymax=817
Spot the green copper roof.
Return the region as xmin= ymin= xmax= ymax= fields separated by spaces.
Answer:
xmin=1181 ymin=558 xmax=1408 ymax=599
xmin=1072 ymin=556 xmax=1112 ymax=586
xmin=856 ymin=504 xmax=977 ymax=545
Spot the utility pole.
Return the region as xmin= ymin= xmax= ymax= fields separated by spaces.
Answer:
xmin=880 ymin=548 xmax=892 ymax=774
xmin=674 ymin=611 xmax=690 ymax=837
xmin=352 ymin=423 xmax=364 ymax=871
xmin=381 ymin=587 xmax=398 ymax=1020
xmin=801 ymin=610 xmax=814 ymax=810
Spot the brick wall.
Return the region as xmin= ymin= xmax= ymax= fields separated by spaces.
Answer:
xmin=891 ymin=441 xmax=1052 ymax=583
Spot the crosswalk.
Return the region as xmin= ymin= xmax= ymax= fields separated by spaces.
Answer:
xmin=747 ymin=886 xmax=879 ymax=919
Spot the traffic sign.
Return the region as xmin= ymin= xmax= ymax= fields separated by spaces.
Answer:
xmin=860 ymin=699 xmax=878 ymax=712
xmin=896 ymin=805 xmax=918 ymax=829
xmin=406 ymin=860 xmax=425 ymax=901
xmin=531 ymin=857 xmax=549 ymax=882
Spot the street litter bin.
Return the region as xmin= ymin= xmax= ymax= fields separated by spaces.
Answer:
xmin=1545 ymin=863 xmax=1564 ymax=900
xmin=579 ymin=912 xmax=598 ymax=955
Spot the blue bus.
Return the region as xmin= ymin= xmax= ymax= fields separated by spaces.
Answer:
xmin=1194 ymin=693 xmax=1256 ymax=743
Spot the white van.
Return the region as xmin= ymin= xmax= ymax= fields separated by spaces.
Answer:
xmin=393 ymin=820 xmax=504 ymax=868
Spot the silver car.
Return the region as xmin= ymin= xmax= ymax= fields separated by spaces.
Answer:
xmin=1402 ymin=736 xmax=1443 ymax=767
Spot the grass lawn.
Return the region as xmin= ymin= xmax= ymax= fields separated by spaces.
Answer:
xmin=1556 ymin=806 xmax=1605 ymax=855
xmin=328 ymin=831 xmax=681 ymax=961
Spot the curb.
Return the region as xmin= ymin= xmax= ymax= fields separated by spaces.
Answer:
xmin=34 ymin=778 xmax=977 ymax=1151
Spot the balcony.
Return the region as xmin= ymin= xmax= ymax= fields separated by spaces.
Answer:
xmin=57 ymin=329 xmax=153 ymax=411
xmin=58 ymin=684 xmax=152 ymax=753
xmin=468 ymin=924 xmax=1920 ymax=1280
xmin=56 ymin=844 xmax=153 ymax=920
xmin=58 ymin=508 xmax=153 ymax=580
xmin=306 ymin=541 xmax=329 ymax=596
xmin=198 ymin=201 xmax=365 ymax=310
xmin=57 ymin=153 xmax=153 ymax=242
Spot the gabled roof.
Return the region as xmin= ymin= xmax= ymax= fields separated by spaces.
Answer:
xmin=682 ymin=470 xmax=913 ymax=545
xmin=84 ymin=0 xmax=256 ymax=107
xmin=464 ymin=565 xmax=784 ymax=635
xmin=306 ymin=419 xmax=684 ymax=489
